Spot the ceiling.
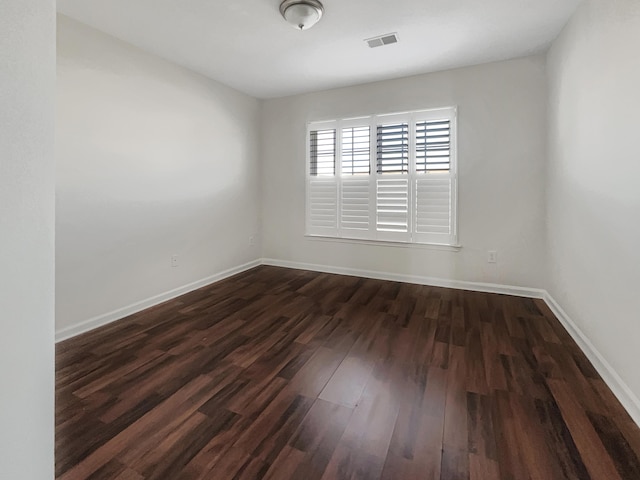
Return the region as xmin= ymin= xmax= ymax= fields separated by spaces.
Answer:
xmin=57 ymin=0 xmax=582 ymax=99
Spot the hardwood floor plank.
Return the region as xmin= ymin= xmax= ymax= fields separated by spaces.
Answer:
xmin=288 ymin=346 xmax=346 ymax=398
xmin=263 ymin=446 xmax=307 ymax=480
xmin=176 ymin=413 xmax=251 ymax=478
xmin=443 ymin=345 xmax=467 ymax=450
xmin=548 ymin=378 xmax=622 ymax=480
xmin=491 ymin=390 xmax=529 ymax=480
xmin=587 ymin=411 xmax=640 ymax=478
xmin=480 ymin=322 xmax=508 ymax=391
xmin=440 ymin=448 xmax=469 ymax=480
xmin=112 ymin=468 xmax=144 ymax=480
xmin=288 ymin=399 xmax=354 ymax=480
xmin=509 ymin=394 xmax=564 ymax=480
xmin=469 ymin=453 xmax=500 ymax=480
xmin=466 ymin=393 xmax=497 ymax=461
xmin=441 ymin=345 xmax=469 ymax=480
xmin=321 ymin=445 xmax=385 ymax=480
xmin=319 ymin=355 xmax=374 ymax=407
xmin=84 ymin=459 xmax=129 ymax=480
xmin=224 ymin=387 xmax=312 ymax=466
xmin=382 ymin=366 xmax=447 ymax=480
xmin=532 ymin=398 xmax=591 ymax=480
xmin=338 ymin=374 xmax=400 ymax=459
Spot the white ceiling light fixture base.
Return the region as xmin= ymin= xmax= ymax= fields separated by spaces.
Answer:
xmin=279 ymin=0 xmax=324 ymax=31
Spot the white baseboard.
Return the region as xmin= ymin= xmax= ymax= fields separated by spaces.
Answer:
xmin=261 ymin=258 xmax=546 ymax=299
xmin=56 ymin=257 xmax=543 ymax=343
xmin=543 ymin=292 xmax=640 ymax=427
xmin=54 ymin=259 xmax=261 ymax=343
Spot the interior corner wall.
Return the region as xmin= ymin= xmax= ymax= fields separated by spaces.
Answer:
xmin=547 ymin=0 xmax=640 ymax=404
xmin=56 ymin=15 xmax=262 ymax=334
xmin=0 ymin=1 xmax=55 ymax=478
xmin=261 ymin=56 xmax=548 ymax=289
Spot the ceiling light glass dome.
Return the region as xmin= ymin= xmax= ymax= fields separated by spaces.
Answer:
xmin=279 ymin=0 xmax=324 ymax=31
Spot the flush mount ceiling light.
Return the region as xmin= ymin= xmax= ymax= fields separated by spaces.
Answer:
xmin=279 ymin=0 xmax=324 ymax=31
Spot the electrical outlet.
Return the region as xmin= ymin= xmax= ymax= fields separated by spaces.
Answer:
xmin=171 ymin=254 xmax=179 ymax=267
xmin=249 ymin=235 xmax=256 ymax=246
xmin=487 ymin=250 xmax=497 ymax=264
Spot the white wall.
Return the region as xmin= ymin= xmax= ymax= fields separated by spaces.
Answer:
xmin=261 ymin=56 xmax=548 ymax=288
xmin=0 ymin=1 xmax=55 ymax=478
xmin=547 ymin=0 xmax=640 ymax=408
xmin=56 ymin=16 xmax=262 ymax=335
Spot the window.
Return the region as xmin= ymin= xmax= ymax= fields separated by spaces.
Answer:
xmin=306 ymin=107 xmax=457 ymax=245
xmin=342 ymin=126 xmax=370 ymax=175
xmin=309 ymin=129 xmax=336 ymax=176
xmin=377 ymin=123 xmax=409 ymax=174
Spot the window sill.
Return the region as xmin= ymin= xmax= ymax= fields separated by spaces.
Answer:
xmin=304 ymin=234 xmax=462 ymax=252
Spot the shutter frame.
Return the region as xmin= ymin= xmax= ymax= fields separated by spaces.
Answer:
xmin=339 ymin=122 xmax=372 ymax=238
xmin=307 ymin=121 xmax=339 ymax=237
xmin=412 ymin=107 xmax=458 ymax=245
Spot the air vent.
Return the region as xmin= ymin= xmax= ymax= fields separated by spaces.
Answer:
xmin=365 ymin=33 xmax=399 ymax=48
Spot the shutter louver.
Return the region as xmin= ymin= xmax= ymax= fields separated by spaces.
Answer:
xmin=342 ymin=126 xmax=370 ymax=175
xmin=416 ymin=120 xmax=451 ymax=172
xmin=376 ymin=178 xmax=409 ymax=240
xmin=415 ymin=176 xmax=451 ymax=234
xmin=341 ymin=178 xmax=370 ymax=235
xmin=377 ymin=123 xmax=409 ymax=174
xmin=307 ymin=179 xmax=338 ymax=234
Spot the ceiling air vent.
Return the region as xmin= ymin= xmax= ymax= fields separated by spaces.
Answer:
xmin=365 ymin=33 xmax=399 ymax=48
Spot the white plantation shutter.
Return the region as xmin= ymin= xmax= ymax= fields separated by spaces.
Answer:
xmin=376 ymin=177 xmax=410 ymax=241
xmin=341 ymin=178 xmax=371 ymax=237
xmin=339 ymin=124 xmax=372 ymax=238
xmin=414 ymin=175 xmax=454 ymax=244
xmin=306 ymin=107 xmax=457 ymax=246
xmin=307 ymin=123 xmax=338 ymax=236
xmin=412 ymin=109 xmax=457 ymax=245
xmin=374 ymin=114 xmax=411 ymax=241
xmin=307 ymin=179 xmax=338 ymax=235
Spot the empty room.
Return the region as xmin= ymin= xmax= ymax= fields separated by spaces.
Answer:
xmin=2 ymin=0 xmax=640 ymax=479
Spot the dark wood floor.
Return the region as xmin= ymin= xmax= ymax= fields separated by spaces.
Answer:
xmin=56 ymin=266 xmax=640 ymax=479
